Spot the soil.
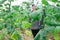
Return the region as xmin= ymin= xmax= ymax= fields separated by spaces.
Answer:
xmin=16 ymin=28 xmax=34 ymax=40
xmin=21 ymin=32 xmax=34 ymax=40
xmin=0 ymin=28 xmax=34 ymax=40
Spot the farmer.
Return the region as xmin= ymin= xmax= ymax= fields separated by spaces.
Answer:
xmin=29 ymin=4 xmax=46 ymax=37
xmin=30 ymin=4 xmax=40 ymax=37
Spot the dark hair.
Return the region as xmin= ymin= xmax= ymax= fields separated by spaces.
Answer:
xmin=32 ymin=4 xmax=34 ymax=6
xmin=32 ymin=4 xmax=36 ymax=6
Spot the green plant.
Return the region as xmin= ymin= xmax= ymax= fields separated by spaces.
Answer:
xmin=34 ymin=0 xmax=60 ymax=40
xmin=0 ymin=0 xmax=60 ymax=40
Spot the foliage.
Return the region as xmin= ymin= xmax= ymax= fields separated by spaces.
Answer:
xmin=11 ymin=31 xmax=22 ymax=40
xmin=22 ymin=21 xmax=31 ymax=29
xmin=0 ymin=0 xmax=6 ymax=4
xmin=0 ymin=0 xmax=33 ymax=40
xmin=0 ymin=0 xmax=60 ymax=40
xmin=0 ymin=29 xmax=7 ymax=40
xmin=34 ymin=26 xmax=60 ymax=40
xmin=42 ymin=0 xmax=49 ymax=6
xmin=34 ymin=0 xmax=60 ymax=40
xmin=30 ymin=9 xmax=43 ymax=22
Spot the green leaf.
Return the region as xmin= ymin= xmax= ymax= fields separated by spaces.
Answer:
xmin=22 ymin=2 xmax=30 ymax=5
xmin=10 ymin=0 xmax=14 ymax=2
xmin=12 ymin=6 xmax=20 ymax=11
xmin=51 ymin=0 xmax=58 ymax=2
xmin=0 ymin=24 xmax=3 ymax=30
xmin=30 ymin=9 xmax=43 ymax=22
xmin=11 ymin=31 xmax=22 ymax=40
xmin=0 ymin=0 xmax=6 ymax=4
xmin=42 ymin=0 xmax=49 ymax=6
xmin=22 ymin=21 xmax=32 ymax=29
xmin=0 ymin=5 xmax=3 ymax=7
xmin=34 ymin=27 xmax=55 ymax=40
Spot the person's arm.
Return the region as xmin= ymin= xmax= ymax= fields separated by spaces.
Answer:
xmin=29 ymin=17 xmax=31 ymax=23
xmin=39 ymin=9 xmax=46 ymax=28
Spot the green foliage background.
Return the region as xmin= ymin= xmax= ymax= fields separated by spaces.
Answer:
xmin=0 ymin=0 xmax=60 ymax=40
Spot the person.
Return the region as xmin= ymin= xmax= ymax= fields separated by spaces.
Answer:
xmin=29 ymin=4 xmax=46 ymax=37
xmin=29 ymin=4 xmax=40 ymax=37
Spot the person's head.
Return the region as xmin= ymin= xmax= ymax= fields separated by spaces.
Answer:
xmin=32 ymin=4 xmax=36 ymax=11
